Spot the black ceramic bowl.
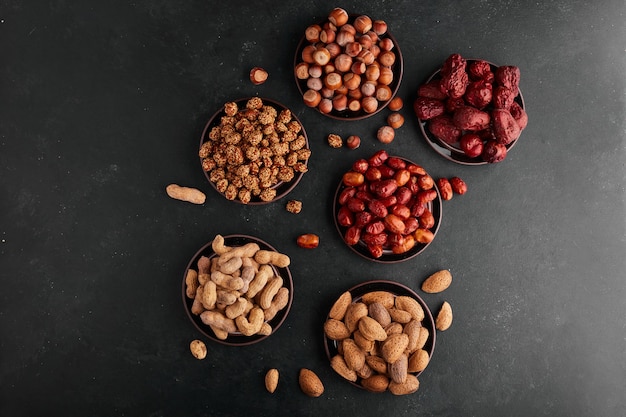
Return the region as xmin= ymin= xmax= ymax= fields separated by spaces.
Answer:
xmin=182 ymin=234 xmax=293 ymax=346
xmin=294 ymin=13 xmax=403 ymax=120
xmin=416 ymin=59 xmax=526 ymax=165
xmin=333 ymin=156 xmax=442 ymax=263
xmin=324 ymin=280 xmax=436 ymax=390
xmin=199 ymin=97 xmax=310 ymax=204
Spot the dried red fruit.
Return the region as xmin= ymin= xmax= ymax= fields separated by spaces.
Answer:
xmin=464 ymin=79 xmax=493 ymax=109
xmin=452 ymin=106 xmax=491 ymax=131
xmin=450 ymin=177 xmax=467 ymax=195
xmin=437 ymin=178 xmax=453 ymax=201
xmin=460 ymin=133 xmax=484 ymax=158
xmin=481 ymin=140 xmax=508 ymax=163
xmin=439 ymin=53 xmax=469 ymax=98
xmin=428 ymin=115 xmax=462 ymax=144
xmin=413 ymin=97 xmax=445 ymax=120
xmin=492 ymin=108 xmax=521 ymax=145
xmin=297 ymin=234 xmax=320 ymax=249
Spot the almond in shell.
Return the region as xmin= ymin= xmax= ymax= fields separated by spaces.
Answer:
xmin=358 ymin=316 xmax=388 ymax=342
xmin=265 ymin=368 xmax=279 ymax=393
xmin=324 ymin=318 xmax=351 ymax=340
xmin=299 ymin=368 xmax=324 ymax=397
xmin=407 ymin=348 xmax=430 ymax=373
xmin=329 ymin=290 xmax=352 ymax=320
xmin=436 ymin=301 xmax=453 ymax=331
xmin=330 ymin=354 xmax=358 ymax=382
xmin=381 ymin=333 xmax=409 ymax=363
xmin=361 ymin=374 xmax=390 ymax=393
xmin=388 ymin=373 xmax=420 ymax=395
xmin=421 ymin=269 xmax=452 ymax=293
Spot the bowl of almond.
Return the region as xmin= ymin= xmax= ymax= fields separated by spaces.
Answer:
xmin=323 ymin=280 xmax=435 ymax=394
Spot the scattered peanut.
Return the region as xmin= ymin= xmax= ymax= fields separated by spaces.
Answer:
xmin=166 ymin=184 xmax=206 ymax=204
xmin=189 ymin=339 xmax=207 ymax=360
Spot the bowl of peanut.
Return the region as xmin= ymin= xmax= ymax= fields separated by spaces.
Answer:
xmin=323 ymin=280 xmax=436 ymax=394
xmin=294 ymin=8 xmax=403 ymax=120
xmin=183 ymin=234 xmax=294 ymax=346
xmin=333 ymin=150 xmax=442 ymax=263
xmin=414 ymin=54 xmax=527 ymax=165
xmin=199 ymin=97 xmax=311 ymax=204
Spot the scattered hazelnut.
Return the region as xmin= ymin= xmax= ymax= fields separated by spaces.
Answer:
xmin=386 ymin=112 xmax=405 ymax=129
xmin=346 ymin=135 xmax=361 ymax=149
xmin=376 ymin=125 xmax=395 ymax=144
xmin=249 ymin=67 xmax=268 ymax=85
xmin=388 ymin=96 xmax=404 ymax=111
xmin=328 ymin=7 xmax=349 ymax=27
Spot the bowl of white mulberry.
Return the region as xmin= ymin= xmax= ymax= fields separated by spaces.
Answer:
xmin=333 ymin=150 xmax=442 ymax=263
xmin=414 ymin=54 xmax=528 ymax=165
xmin=323 ymin=280 xmax=436 ymax=394
xmin=199 ymin=97 xmax=311 ymax=204
xmin=294 ymin=8 xmax=403 ymax=120
xmin=183 ymin=234 xmax=294 ymax=346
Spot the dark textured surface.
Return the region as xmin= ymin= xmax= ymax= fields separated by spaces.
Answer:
xmin=1 ymin=1 xmax=625 ymax=416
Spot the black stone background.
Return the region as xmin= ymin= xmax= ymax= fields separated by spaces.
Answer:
xmin=1 ymin=1 xmax=625 ymax=416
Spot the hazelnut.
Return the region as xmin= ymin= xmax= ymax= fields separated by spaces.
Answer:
xmin=378 ymin=37 xmax=395 ymax=52
xmin=295 ymin=62 xmax=310 ymax=80
xmin=360 ymin=81 xmax=376 ymax=97
xmin=388 ymin=96 xmax=403 ymax=111
xmin=378 ymin=50 xmax=396 ymax=67
xmin=306 ymin=77 xmax=323 ymax=91
xmin=335 ymin=30 xmax=354 ymax=47
xmin=332 ymin=94 xmax=348 ymax=112
xmin=350 ymin=61 xmax=366 ymax=75
xmin=377 ymin=125 xmax=395 ymax=143
xmin=356 ymin=49 xmax=375 ymax=65
xmin=358 ymin=33 xmax=374 ymax=49
xmin=378 ymin=67 xmax=394 ymax=85
xmin=328 ymin=7 xmax=349 ymax=27
xmin=375 ymin=85 xmax=392 ymax=102
xmin=354 ymin=15 xmax=373 ymax=34
xmin=334 ymin=53 xmax=353 ymax=72
xmin=372 ymin=20 xmax=388 ymax=35
xmin=386 ymin=112 xmax=405 ymax=129
xmin=326 ymin=42 xmax=341 ymax=58
xmin=324 ymin=72 xmax=343 ymax=90
xmin=301 ymin=45 xmax=316 ymax=64
xmin=313 ymin=47 xmax=331 ymax=66
xmin=348 ymin=88 xmax=363 ymax=100
xmin=249 ymin=67 xmax=268 ymax=85
xmin=319 ymin=28 xmax=336 ymax=44
xmin=361 ymin=96 xmax=379 ymax=114
xmin=346 ymin=135 xmax=361 ymax=149
xmin=318 ymin=98 xmax=333 ymax=114
xmin=305 ymin=24 xmax=322 ymax=43
xmin=344 ymin=41 xmax=363 ymax=58
xmin=343 ymin=72 xmax=361 ymax=90
xmin=348 ymin=98 xmax=361 ymax=112
xmin=365 ymin=65 xmax=380 ymax=82
xmin=303 ymin=89 xmax=322 ymax=107
xmin=308 ymin=64 xmax=323 ymax=78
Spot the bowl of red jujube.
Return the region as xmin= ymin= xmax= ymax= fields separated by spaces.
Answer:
xmin=414 ymin=53 xmax=528 ymax=165
xmin=333 ymin=150 xmax=442 ymax=263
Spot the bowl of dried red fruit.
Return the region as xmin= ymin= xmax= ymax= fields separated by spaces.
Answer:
xmin=199 ymin=97 xmax=311 ymax=204
xmin=294 ymin=8 xmax=403 ymax=120
xmin=182 ymin=234 xmax=294 ymax=346
xmin=414 ymin=54 xmax=527 ymax=165
xmin=333 ymin=150 xmax=442 ymax=263
xmin=323 ymin=280 xmax=436 ymax=394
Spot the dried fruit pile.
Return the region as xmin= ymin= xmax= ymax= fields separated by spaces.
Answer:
xmin=414 ymin=53 xmax=528 ymax=163
xmin=336 ymin=150 xmax=440 ymax=259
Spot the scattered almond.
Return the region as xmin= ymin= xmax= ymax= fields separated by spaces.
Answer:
xmin=435 ymin=301 xmax=453 ymax=331
xmin=299 ymin=368 xmax=324 ymax=397
xmin=264 ymin=368 xmax=279 ymax=393
xmin=421 ymin=269 xmax=453 ymax=293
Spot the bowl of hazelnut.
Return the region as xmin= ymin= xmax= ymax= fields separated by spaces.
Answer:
xmin=199 ymin=97 xmax=311 ymax=204
xmin=294 ymin=8 xmax=403 ymax=120
xmin=333 ymin=150 xmax=442 ymax=263
xmin=414 ymin=54 xmax=528 ymax=165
